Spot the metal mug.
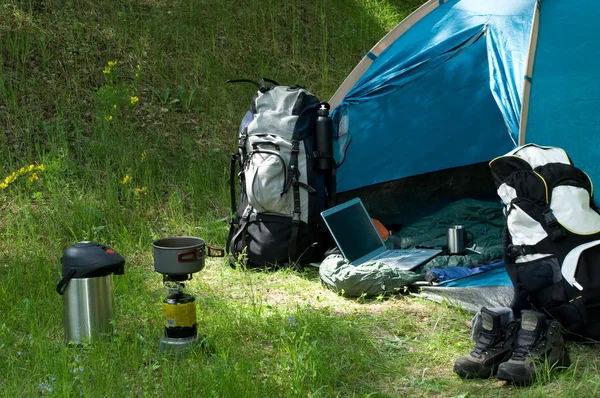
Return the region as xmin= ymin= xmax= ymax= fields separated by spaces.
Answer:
xmin=446 ymin=225 xmax=468 ymax=255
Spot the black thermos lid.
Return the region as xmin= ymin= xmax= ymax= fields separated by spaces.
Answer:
xmin=60 ymin=241 xmax=125 ymax=278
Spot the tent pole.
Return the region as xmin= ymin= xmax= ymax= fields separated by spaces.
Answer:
xmin=519 ymin=1 xmax=541 ymax=146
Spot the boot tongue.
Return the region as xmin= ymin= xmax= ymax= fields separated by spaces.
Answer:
xmin=473 ymin=308 xmax=509 ymax=354
xmin=481 ymin=307 xmax=503 ymax=332
xmin=481 ymin=312 xmax=496 ymax=331
xmin=522 ymin=310 xmax=546 ymax=332
xmin=512 ymin=310 xmax=548 ymax=360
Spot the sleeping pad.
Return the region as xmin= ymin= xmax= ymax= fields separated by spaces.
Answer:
xmin=319 ymin=199 xmax=505 ymax=297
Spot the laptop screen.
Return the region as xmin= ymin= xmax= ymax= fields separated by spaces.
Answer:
xmin=321 ymin=199 xmax=384 ymax=262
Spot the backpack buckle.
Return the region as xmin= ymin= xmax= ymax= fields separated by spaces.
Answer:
xmin=507 ymin=244 xmax=526 ymax=258
xmin=542 ymin=208 xmax=566 ymax=241
xmin=542 ymin=208 xmax=558 ymax=228
xmin=291 ymin=140 xmax=299 ymax=154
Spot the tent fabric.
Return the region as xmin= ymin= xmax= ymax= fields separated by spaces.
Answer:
xmin=330 ymin=0 xmax=536 ymax=193
xmin=522 ymin=0 xmax=600 ymax=197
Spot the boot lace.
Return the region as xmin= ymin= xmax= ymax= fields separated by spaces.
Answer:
xmin=511 ymin=331 xmax=546 ymax=361
xmin=472 ymin=330 xmax=503 ymax=357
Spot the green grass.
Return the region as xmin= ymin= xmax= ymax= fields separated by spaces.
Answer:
xmin=1 ymin=0 xmax=600 ymax=396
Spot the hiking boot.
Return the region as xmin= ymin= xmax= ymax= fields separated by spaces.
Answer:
xmin=454 ymin=307 xmax=519 ymax=379
xmin=496 ymin=310 xmax=571 ymax=386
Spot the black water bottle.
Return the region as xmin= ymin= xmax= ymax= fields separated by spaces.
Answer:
xmin=315 ymin=102 xmax=333 ymax=170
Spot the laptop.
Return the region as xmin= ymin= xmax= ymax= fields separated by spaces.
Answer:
xmin=321 ymin=198 xmax=442 ymax=269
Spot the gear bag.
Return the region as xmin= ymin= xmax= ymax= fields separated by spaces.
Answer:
xmin=226 ymin=79 xmax=335 ymax=268
xmin=490 ymin=143 xmax=600 ymax=341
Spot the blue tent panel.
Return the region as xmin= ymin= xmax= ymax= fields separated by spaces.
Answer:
xmin=524 ymin=0 xmax=600 ymax=191
xmin=332 ymin=0 xmax=536 ymax=193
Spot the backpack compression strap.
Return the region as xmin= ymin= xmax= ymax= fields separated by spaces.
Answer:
xmin=226 ymin=153 xmax=239 ymax=254
xmin=287 ymin=102 xmax=322 ymax=262
xmin=288 ymin=139 xmax=301 ymax=261
xmin=228 ymin=204 xmax=253 ymax=264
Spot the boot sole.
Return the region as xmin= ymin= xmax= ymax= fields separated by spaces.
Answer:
xmin=496 ymin=352 xmax=571 ymax=386
xmin=496 ymin=368 xmax=533 ymax=386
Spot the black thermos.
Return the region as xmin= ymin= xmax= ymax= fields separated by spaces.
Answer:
xmin=315 ymin=102 xmax=333 ymax=170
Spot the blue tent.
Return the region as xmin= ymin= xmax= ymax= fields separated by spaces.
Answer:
xmin=327 ymin=0 xmax=600 ymax=311
xmin=330 ymin=0 xmax=599 ymax=195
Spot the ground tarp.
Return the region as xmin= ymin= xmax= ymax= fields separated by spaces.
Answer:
xmin=410 ymin=263 xmax=513 ymax=313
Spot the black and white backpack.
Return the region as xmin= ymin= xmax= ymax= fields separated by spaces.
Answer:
xmin=226 ymin=79 xmax=335 ymax=268
xmin=490 ymin=144 xmax=600 ymax=341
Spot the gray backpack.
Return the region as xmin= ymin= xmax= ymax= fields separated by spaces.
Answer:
xmin=227 ymin=79 xmax=335 ymax=268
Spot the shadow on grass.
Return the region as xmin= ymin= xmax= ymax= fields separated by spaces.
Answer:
xmin=0 ymin=254 xmax=399 ymax=397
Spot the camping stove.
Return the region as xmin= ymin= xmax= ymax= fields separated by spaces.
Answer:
xmin=151 ymin=236 xmax=223 ymax=354
xmin=159 ymin=274 xmax=199 ymax=355
xmin=152 ymin=237 xmax=220 ymax=355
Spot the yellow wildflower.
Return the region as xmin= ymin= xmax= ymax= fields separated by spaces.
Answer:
xmin=137 ymin=64 xmax=141 ymax=70
xmin=103 ymin=61 xmax=117 ymax=75
xmin=104 ymin=115 xmax=113 ymax=121
xmin=130 ymin=96 xmax=139 ymax=105
xmin=5 ymin=173 xmax=17 ymax=185
xmin=141 ymin=150 xmax=147 ymax=160
xmin=0 ymin=163 xmax=44 ymax=189
xmin=135 ymin=73 xmax=140 ymax=78
xmin=121 ymin=175 xmax=131 ymax=184
xmin=113 ymin=104 xmax=117 ymax=109
xmin=135 ymin=186 xmax=147 ymax=194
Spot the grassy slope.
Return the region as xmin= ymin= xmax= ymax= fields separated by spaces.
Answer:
xmin=1 ymin=0 xmax=600 ymax=397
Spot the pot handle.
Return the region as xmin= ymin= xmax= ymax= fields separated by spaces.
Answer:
xmin=178 ymin=249 xmax=199 ymax=263
xmin=56 ymin=268 xmax=76 ymax=295
xmin=207 ymin=245 xmax=225 ymax=258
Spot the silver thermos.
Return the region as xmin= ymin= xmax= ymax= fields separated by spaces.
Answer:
xmin=57 ymin=242 xmax=125 ymax=344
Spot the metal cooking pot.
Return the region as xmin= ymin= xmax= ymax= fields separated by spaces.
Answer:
xmin=152 ymin=236 xmax=224 ymax=275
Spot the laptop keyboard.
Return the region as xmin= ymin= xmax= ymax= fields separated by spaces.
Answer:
xmin=371 ymin=250 xmax=421 ymax=263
